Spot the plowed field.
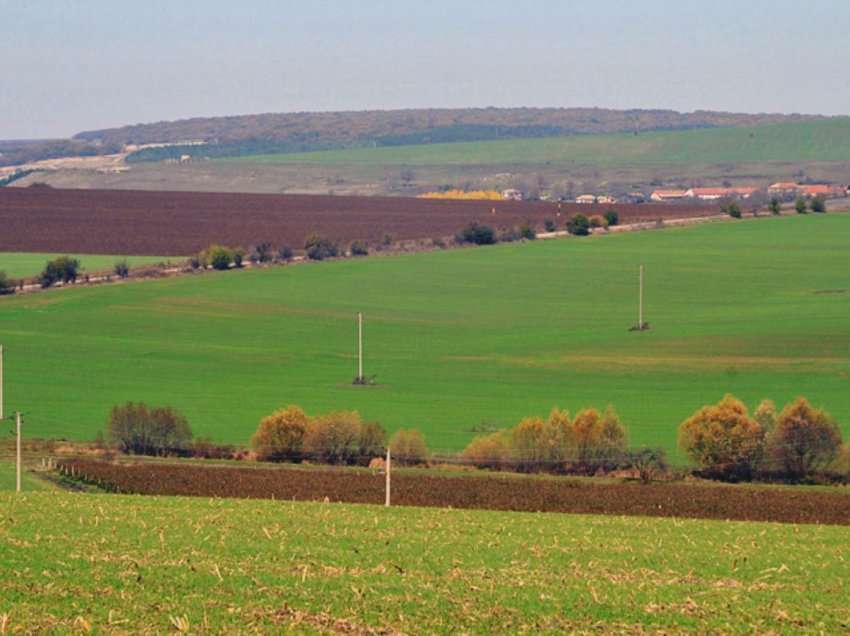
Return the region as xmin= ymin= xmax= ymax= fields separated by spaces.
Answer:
xmin=60 ymin=459 xmax=850 ymax=525
xmin=0 ymin=187 xmax=714 ymax=256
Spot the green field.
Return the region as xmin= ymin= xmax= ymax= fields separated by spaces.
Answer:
xmin=0 ymin=461 xmax=53 ymax=491
xmin=0 ymin=253 xmax=177 ymax=279
xmin=1 ymin=214 xmax=849 ymax=457
xmin=1 ymin=492 xmax=847 ymax=633
xmin=222 ymin=118 xmax=850 ymax=167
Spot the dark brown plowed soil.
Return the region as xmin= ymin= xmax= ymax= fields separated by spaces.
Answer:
xmin=0 ymin=187 xmax=716 ymax=256
xmin=60 ymin=459 xmax=850 ymax=526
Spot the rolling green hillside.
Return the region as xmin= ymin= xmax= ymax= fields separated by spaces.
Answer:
xmin=3 ymin=492 xmax=849 ymax=633
xmin=223 ymin=118 xmax=850 ymax=167
xmin=1 ymin=214 xmax=849 ymax=457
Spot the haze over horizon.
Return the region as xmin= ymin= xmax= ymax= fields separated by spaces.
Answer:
xmin=3 ymin=0 xmax=849 ymax=139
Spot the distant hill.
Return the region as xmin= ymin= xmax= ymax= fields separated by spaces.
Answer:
xmin=224 ymin=118 xmax=850 ymax=168
xmin=72 ymin=107 xmax=825 ymax=163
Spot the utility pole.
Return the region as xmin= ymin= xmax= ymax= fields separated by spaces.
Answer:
xmin=357 ymin=312 xmax=364 ymax=383
xmin=639 ymin=264 xmax=645 ymax=330
xmin=385 ymin=447 xmax=391 ymax=507
xmin=15 ymin=411 xmax=22 ymax=493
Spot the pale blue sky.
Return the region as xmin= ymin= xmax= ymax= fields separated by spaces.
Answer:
xmin=2 ymin=0 xmax=849 ymax=139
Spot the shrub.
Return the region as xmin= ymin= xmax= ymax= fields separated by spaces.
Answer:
xmin=250 ymin=242 xmax=273 ymax=263
xmin=106 ymin=402 xmax=192 ymax=456
xmin=0 ymin=271 xmax=17 ymax=295
xmin=795 ymin=196 xmax=808 ymax=214
xmin=232 ymin=247 xmax=245 ymax=268
xmin=754 ymin=399 xmax=777 ymax=435
xmin=766 ymin=397 xmax=842 ymax=480
xmin=457 ymin=222 xmax=496 ymax=245
xmin=462 ymin=431 xmax=511 ymax=470
xmin=114 ymin=259 xmax=129 ymax=279
xmin=511 ymin=408 xmax=573 ymax=472
xmin=381 ymin=233 xmax=394 ymax=246
xmin=604 ymin=209 xmax=619 ymax=226
xmin=566 ymin=214 xmax=590 ymax=236
xmin=829 ymin=444 xmax=850 ymax=479
xmin=39 ymin=256 xmax=80 ymax=288
xmin=350 ymin=240 xmax=369 ymax=256
xmin=809 ymin=195 xmax=827 ymax=213
xmin=305 ymin=233 xmax=338 ymax=260
xmin=723 ymin=202 xmax=742 ymax=218
xmin=198 ymin=244 xmax=235 ymax=270
xmin=571 ymin=406 xmax=626 ymax=472
xmin=678 ymin=394 xmax=764 ymax=480
xmin=543 ymin=218 xmax=557 ymax=232
xmin=589 ymin=214 xmax=609 ymax=228
xmin=358 ymin=421 xmax=387 ymax=460
xmin=389 ymin=429 xmax=429 ymax=465
xmin=251 ymin=405 xmax=309 ymax=462
xmin=519 ymin=222 xmax=536 ymax=240
xmin=626 ymin=448 xmax=669 ymax=484
xmin=768 ymin=197 xmax=781 ymax=215
xmin=278 ymin=245 xmax=294 ymax=261
xmin=304 ymin=411 xmax=362 ymax=465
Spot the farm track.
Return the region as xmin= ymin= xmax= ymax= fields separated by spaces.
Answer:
xmin=60 ymin=459 xmax=850 ymax=526
xmin=0 ymin=187 xmax=715 ymax=256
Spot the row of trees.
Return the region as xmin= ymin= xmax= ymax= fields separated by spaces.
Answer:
xmin=462 ymin=406 xmax=631 ymax=474
xmin=678 ymin=395 xmax=846 ymax=481
xmin=250 ymin=405 xmax=428 ymax=465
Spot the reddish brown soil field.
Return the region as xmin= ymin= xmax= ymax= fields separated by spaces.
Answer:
xmin=0 ymin=187 xmax=716 ymax=256
xmin=61 ymin=459 xmax=850 ymax=526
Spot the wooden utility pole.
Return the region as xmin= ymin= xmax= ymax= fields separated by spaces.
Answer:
xmin=385 ymin=447 xmax=391 ymax=507
xmin=15 ymin=411 xmax=22 ymax=493
xmin=357 ymin=312 xmax=364 ymax=383
xmin=639 ymin=265 xmax=645 ymax=329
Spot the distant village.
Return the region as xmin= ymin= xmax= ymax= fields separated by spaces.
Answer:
xmin=500 ymin=182 xmax=850 ymax=204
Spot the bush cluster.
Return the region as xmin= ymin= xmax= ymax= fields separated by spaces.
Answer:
xmin=196 ymin=244 xmax=245 ymax=270
xmin=457 ymin=222 xmax=496 ymax=245
xmin=305 ymin=233 xmax=339 ymax=260
xmin=251 ymin=405 xmax=399 ymax=465
xmin=106 ymin=402 xmax=193 ymax=456
xmin=462 ymin=406 xmax=628 ymax=474
xmin=0 ymin=271 xmax=17 ymax=295
xmin=678 ymin=394 xmax=844 ymax=481
xmin=39 ymin=256 xmax=80 ymax=288
xmin=566 ymin=214 xmax=591 ymax=236
xmin=604 ymin=209 xmax=619 ymax=226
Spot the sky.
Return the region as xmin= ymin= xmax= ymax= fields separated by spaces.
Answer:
xmin=2 ymin=0 xmax=849 ymax=139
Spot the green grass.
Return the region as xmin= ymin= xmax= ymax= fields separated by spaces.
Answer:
xmin=0 ymin=253 xmax=177 ymax=279
xmin=1 ymin=492 xmax=849 ymax=633
xmin=221 ymin=118 xmax=850 ymax=167
xmin=1 ymin=214 xmax=850 ymax=458
xmin=0 ymin=461 xmax=54 ymax=491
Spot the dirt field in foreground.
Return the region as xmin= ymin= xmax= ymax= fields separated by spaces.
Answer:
xmin=0 ymin=187 xmax=716 ymax=256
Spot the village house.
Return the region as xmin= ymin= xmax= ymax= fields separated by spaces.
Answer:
xmin=767 ymin=182 xmax=800 ymax=197
xmin=684 ymin=187 xmax=757 ymax=201
xmin=575 ymin=194 xmax=597 ymax=204
xmin=649 ymin=189 xmax=688 ymax=202
xmin=596 ymin=195 xmax=617 ymax=205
